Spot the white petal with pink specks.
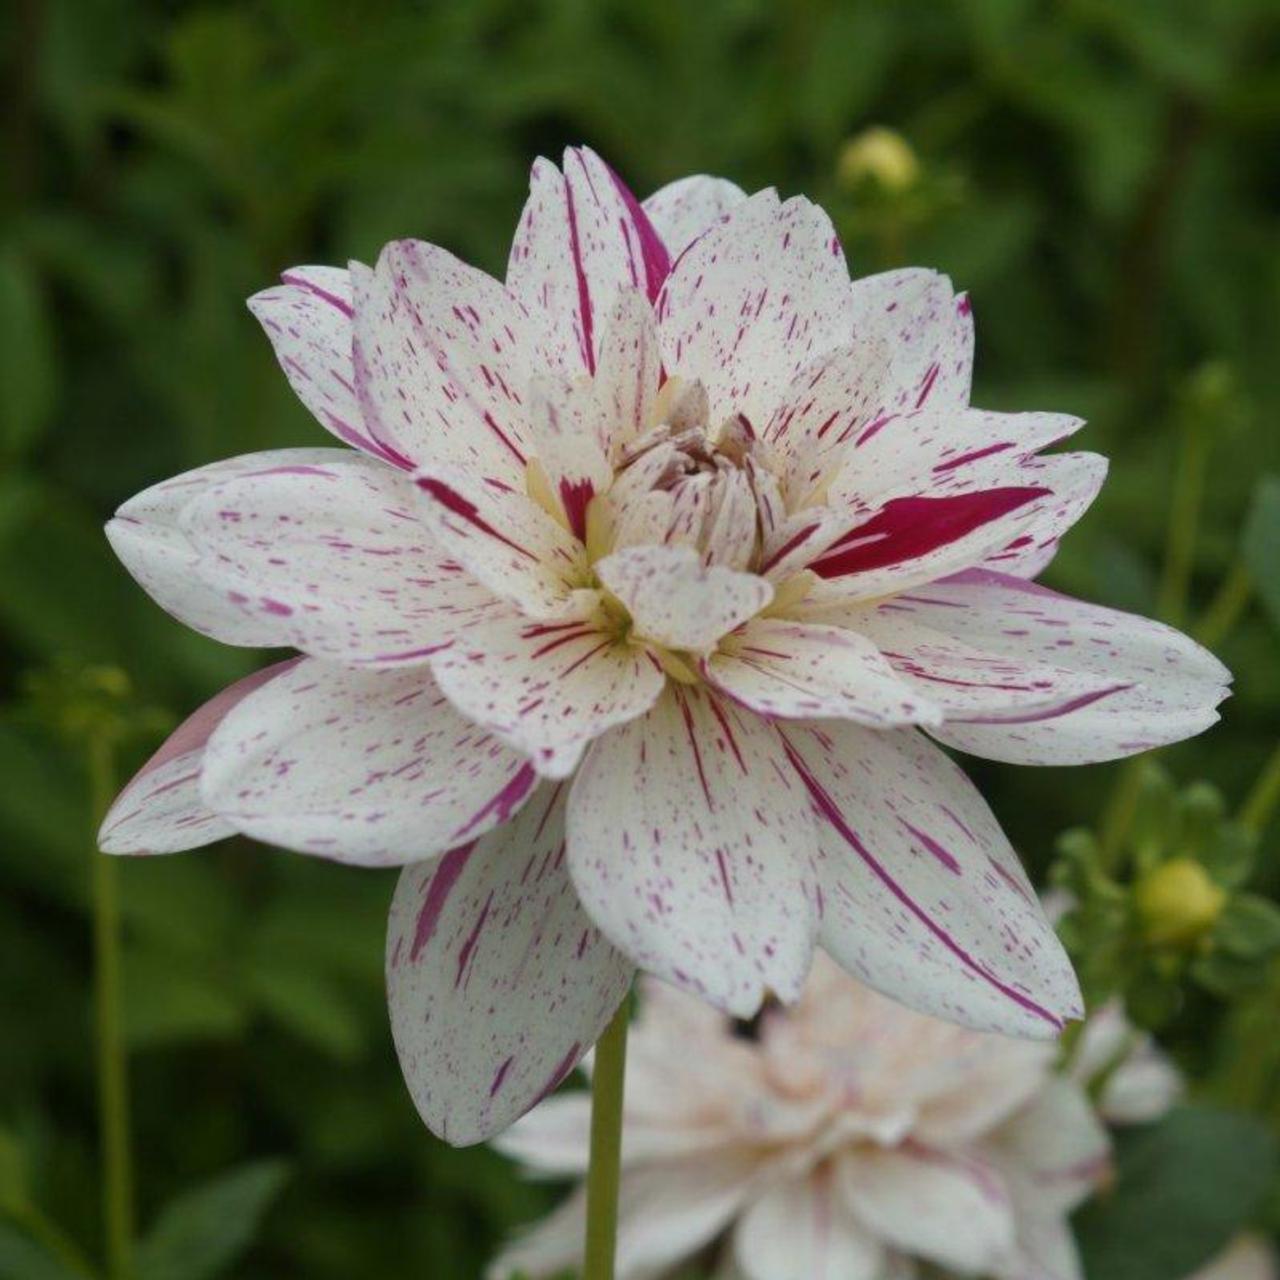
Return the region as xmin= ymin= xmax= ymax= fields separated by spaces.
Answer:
xmin=657 ymin=191 xmax=856 ymax=428
xmin=525 ymin=376 xmax=613 ymax=542
xmin=900 ymin=569 xmax=1232 ymax=763
xmin=352 ymin=240 xmax=532 ymax=482
xmin=597 ymin=545 xmax=773 ymax=653
xmin=847 ymin=268 xmax=974 ymax=415
xmin=429 ymin=606 xmax=665 ymax=779
xmin=642 ymin=173 xmax=748 ymax=257
xmin=594 ymin=288 xmax=662 ymax=464
xmin=507 ymin=148 xmax=670 ymax=377
xmin=106 ymin=449 xmax=347 ymax=647
xmin=704 ymin=618 xmax=941 ymax=727
xmin=567 ymin=686 xmax=820 ymax=1017
xmin=247 ymin=265 xmax=401 ymax=464
xmin=201 ymin=659 xmax=538 ymax=866
xmin=777 ymin=722 xmax=1081 ymax=1038
xmin=99 ymin=660 xmax=300 ymax=854
xmin=178 ymin=453 xmax=500 ymax=666
xmin=412 ymin=464 xmax=587 ymax=620
xmin=386 ymin=783 xmax=634 ymax=1147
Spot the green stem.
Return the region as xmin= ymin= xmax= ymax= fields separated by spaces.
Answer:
xmin=88 ymin=736 xmax=133 ymax=1280
xmin=582 ymin=998 xmax=630 ymax=1280
xmin=1194 ymin=562 xmax=1251 ymax=650
xmin=1239 ymin=740 xmax=1280 ymax=836
xmin=1156 ymin=405 xmax=1210 ymax=628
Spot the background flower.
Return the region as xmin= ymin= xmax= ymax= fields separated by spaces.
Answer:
xmin=492 ymin=960 xmax=1269 ymax=1280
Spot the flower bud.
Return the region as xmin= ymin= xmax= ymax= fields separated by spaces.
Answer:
xmin=837 ymin=127 xmax=920 ymax=194
xmin=1135 ymin=857 xmax=1227 ymax=947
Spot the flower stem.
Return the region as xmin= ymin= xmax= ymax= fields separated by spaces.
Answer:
xmin=582 ymin=997 xmax=630 ymax=1280
xmin=1239 ymin=740 xmax=1280 ymax=836
xmin=88 ymin=735 xmax=134 ymax=1280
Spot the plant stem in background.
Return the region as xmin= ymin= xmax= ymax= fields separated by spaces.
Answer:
xmin=88 ymin=735 xmax=134 ymax=1280
xmin=582 ymin=998 xmax=630 ymax=1280
xmin=1194 ymin=562 xmax=1252 ymax=650
xmin=1156 ymin=400 xmax=1211 ymax=630
xmin=1239 ymin=741 xmax=1280 ymax=836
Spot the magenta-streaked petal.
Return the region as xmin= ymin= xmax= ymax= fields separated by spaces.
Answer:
xmin=99 ymin=659 xmax=301 ymax=854
xmin=704 ymin=617 xmax=941 ymax=727
xmin=105 ymin=448 xmax=352 ymax=647
xmin=596 ymin=544 xmax=773 ymax=653
xmin=837 ymin=1143 xmax=1015 ymax=1274
xmin=567 ymin=686 xmax=820 ymax=1017
xmin=352 ymin=240 xmax=532 ymax=482
xmin=200 ymin=659 xmax=538 ymax=866
xmin=526 ymin=376 xmax=613 ymax=541
xmin=778 ymin=721 xmax=1081 ymax=1038
xmin=413 ymin=463 xmax=587 ymax=620
xmin=657 ymin=191 xmax=856 ymax=428
xmin=386 ymin=783 xmax=634 ymax=1146
xmin=429 ymin=605 xmax=665 ymax=779
xmin=847 ymin=267 xmax=973 ymax=415
xmin=827 ymin=601 xmax=1114 ymax=720
xmin=734 ymin=1172 xmax=886 ymax=1280
xmin=594 ymin=288 xmax=662 ymax=464
xmin=642 ymin=174 xmax=748 ymax=258
xmin=247 ymin=265 xmax=402 ymax=464
xmin=807 ymin=452 xmax=1108 ymax=600
xmin=896 ymin=569 xmax=1232 ymax=763
xmin=177 ymin=452 xmax=500 ymax=666
xmin=507 ymin=148 xmax=670 ymax=377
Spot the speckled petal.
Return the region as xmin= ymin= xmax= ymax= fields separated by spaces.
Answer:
xmin=777 ymin=721 xmax=1082 ymax=1038
xmin=594 ymin=288 xmax=662 ymax=464
xmin=704 ymin=617 xmax=941 ymax=727
xmin=903 ymin=569 xmax=1232 ymax=763
xmin=657 ymin=191 xmax=855 ymax=428
xmin=642 ymin=174 xmax=748 ymax=257
xmin=201 ymin=659 xmax=538 ymax=866
xmin=596 ymin=544 xmax=773 ymax=653
xmin=526 ymin=376 xmax=613 ymax=541
xmin=247 ymin=265 xmax=401 ymax=464
xmin=386 ymin=782 xmax=634 ymax=1147
xmin=429 ymin=605 xmax=665 ymax=779
xmin=178 ymin=452 xmax=501 ymax=665
xmin=352 ymin=240 xmax=533 ymax=483
xmin=413 ymin=463 xmax=588 ymax=620
xmin=99 ymin=659 xmax=300 ymax=854
xmin=568 ymin=685 xmax=820 ymax=1017
xmin=105 ymin=448 xmax=352 ymax=647
xmin=507 ymin=148 xmax=670 ymax=376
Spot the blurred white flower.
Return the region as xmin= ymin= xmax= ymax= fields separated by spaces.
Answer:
xmin=493 ymin=960 xmax=1253 ymax=1280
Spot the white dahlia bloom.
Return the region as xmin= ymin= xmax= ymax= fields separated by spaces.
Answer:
xmin=492 ymin=962 xmax=1268 ymax=1280
xmin=100 ymin=148 xmax=1228 ymax=1143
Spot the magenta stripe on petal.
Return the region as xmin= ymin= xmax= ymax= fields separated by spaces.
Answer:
xmin=812 ymin=488 xmax=1048 ymax=579
xmin=604 ymin=162 xmax=672 ymax=300
xmin=779 ymin=733 xmax=1063 ymax=1030
xmin=410 ymin=842 xmax=477 ymax=963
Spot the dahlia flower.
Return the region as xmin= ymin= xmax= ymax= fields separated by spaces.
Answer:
xmin=491 ymin=961 xmax=1263 ymax=1280
xmin=99 ymin=147 xmax=1228 ymax=1144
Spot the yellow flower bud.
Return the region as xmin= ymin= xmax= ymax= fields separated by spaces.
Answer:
xmin=837 ymin=127 xmax=920 ymax=194
xmin=1135 ymin=858 xmax=1227 ymax=947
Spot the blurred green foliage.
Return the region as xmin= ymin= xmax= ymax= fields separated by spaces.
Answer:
xmin=2 ymin=0 xmax=1280 ymax=1275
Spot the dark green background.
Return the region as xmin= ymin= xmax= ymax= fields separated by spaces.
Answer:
xmin=3 ymin=1 xmax=1279 ymax=1276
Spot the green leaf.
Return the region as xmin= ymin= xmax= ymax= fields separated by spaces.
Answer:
xmin=1074 ymin=1106 xmax=1277 ymax=1280
xmin=0 ymin=1221 xmax=88 ymax=1280
xmin=136 ymin=1160 xmax=290 ymax=1280
xmin=0 ymin=246 xmax=56 ymax=457
xmin=1241 ymin=476 xmax=1280 ymax=632
xmin=1215 ymin=893 xmax=1280 ymax=960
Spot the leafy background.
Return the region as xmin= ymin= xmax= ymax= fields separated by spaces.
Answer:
xmin=2 ymin=0 xmax=1279 ymax=1276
